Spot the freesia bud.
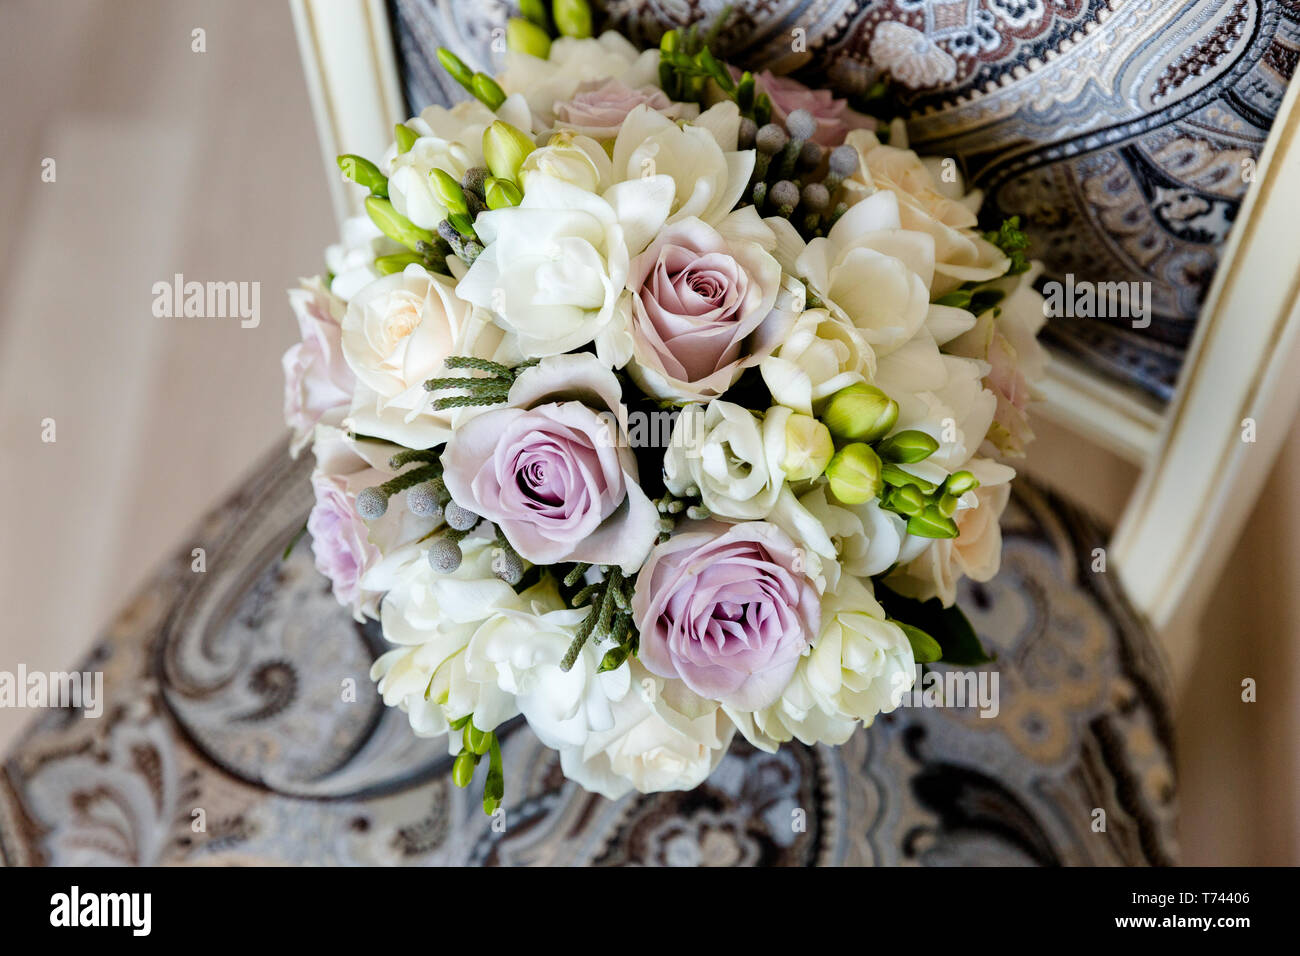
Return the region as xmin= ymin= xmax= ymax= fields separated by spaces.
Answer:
xmin=394 ymin=123 xmax=418 ymax=154
xmin=452 ymin=750 xmax=477 ymax=788
xmin=506 ymin=17 xmax=551 ymax=58
xmin=944 ymin=470 xmax=979 ymax=496
xmin=364 ymin=196 xmax=436 ymax=252
xmin=825 ymin=443 xmax=883 ymax=505
xmin=519 ymin=0 xmax=549 ymax=28
xmin=436 ymin=48 xmax=474 ymax=89
xmin=907 ymin=505 xmax=959 ymax=539
xmin=484 ymin=176 xmax=523 ymax=209
xmin=782 ymin=413 xmax=834 ymax=481
xmin=877 ymin=429 xmax=940 ymax=463
xmin=822 ymin=383 xmax=898 ymax=442
xmin=886 ymin=485 xmax=925 ymax=517
xmin=336 ymin=154 xmax=388 ymax=196
xmin=470 ymin=72 xmax=507 ymax=110
xmin=554 ymin=0 xmax=593 ymax=38
xmin=429 ymin=168 xmax=468 ymax=216
xmin=483 ymin=120 xmax=535 ymax=182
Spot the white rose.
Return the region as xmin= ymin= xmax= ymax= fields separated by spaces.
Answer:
xmin=455 ymin=172 xmax=673 ymax=362
xmin=664 ymin=402 xmax=789 ymax=521
xmin=559 ymin=662 xmax=735 ymax=798
xmin=464 ymin=576 xmax=632 ymax=751
xmin=500 ymin=32 xmax=658 ymax=126
xmin=610 ymin=102 xmax=754 ymax=227
xmin=520 ymin=131 xmax=613 ymax=193
xmin=759 ymin=307 xmax=875 ymax=416
xmin=370 ymin=536 xmax=521 ymax=747
xmin=341 ymin=263 xmax=511 ymax=448
xmin=727 ymin=575 xmax=915 ymax=749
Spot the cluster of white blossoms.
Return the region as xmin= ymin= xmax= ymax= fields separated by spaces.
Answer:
xmin=282 ymin=10 xmax=1046 ymax=807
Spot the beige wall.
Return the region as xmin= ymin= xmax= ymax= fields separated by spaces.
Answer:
xmin=0 ymin=0 xmax=1294 ymax=864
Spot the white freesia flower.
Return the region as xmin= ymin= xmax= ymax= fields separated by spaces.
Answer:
xmin=370 ymin=536 xmax=521 ymax=747
xmin=383 ymin=95 xmax=534 ymax=230
xmin=500 ymin=32 xmax=658 ymax=126
xmin=465 ymin=575 xmax=631 ymax=750
xmin=456 ymin=172 xmax=673 ymax=363
xmin=798 ymin=483 xmax=905 ymax=578
xmin=727 ymin=575 xmax=915 ymax=750
xmin=341 ymin=263 xmax=512 ymax=448
xmin=838 ymin=129 xmax=1008 ymax=297
xmin=888 ymin=458 xmax=1015 ymax=606
xmin=559 ymin=662 xmax=735 ymax=799
xmin=611 ymin=102 xmax=754 ymax=227
xmin=759 ymin=307 xmax=874 ymax=416
xmin=664 ymin=402 xmax=789 ymax=521
xmin=325 ymin=215 xmax=403 ymax=300
xmin=795 ymin=189 xmax=943 ymax=356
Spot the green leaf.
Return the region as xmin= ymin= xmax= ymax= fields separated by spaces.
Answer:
xmin=894 ymin=620 xmax=942 ymax=663
xmin=984 ymin=215 xmax=1031 ymax=277
xmin=877 ymin=585 xmax=994 ymax=666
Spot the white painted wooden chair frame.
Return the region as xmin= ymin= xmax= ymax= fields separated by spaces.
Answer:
xmin=290 ymin=0 xmax=1300 ymax=637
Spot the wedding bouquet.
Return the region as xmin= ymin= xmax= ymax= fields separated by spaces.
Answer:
xmin=282 ymin=0 xmax=1047 ymax=811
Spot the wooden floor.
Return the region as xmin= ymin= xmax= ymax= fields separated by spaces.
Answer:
xmin=0 ymin=0 xmax=1294 ymax=864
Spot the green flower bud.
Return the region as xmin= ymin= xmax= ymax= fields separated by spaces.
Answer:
xmin=447 ymin=212 xmax=476 ymax=238
xmin=881 ymin=462 xmax=938 ymax=494
xmin=436 ymin=48 xmax=474 ymax=89
xmin=886 ymin=485 xmax=925 ymax=517
xmin=452 ymin=750 xmax=478 ymax=788
xmin=782 ymin=413 xmax=834 ymax=481
xmin=944 ymin=470 xmax=979 ymax=496
xmin=506 ymin=17 xmax=551 ymax=58
xmin=394 ymin=123 xmax=418 ymax=154
xmin=553 ymin=0 xmax=593 ymax=38
xmin=336 ymin=154 xmax=388 ymax=196
xmin=825 ymin=443 xmax=883 ymax=505
xmin=877 ymin=429 xmax=940 ymax=464
xmin=660 ymin=29 xmax=680 ymax=55
xmin=464 ymin=721 xmax=490 ymax=755
xmin=936 ymin=493 xmax=959 ymax=518
xmin=374 ymin=252 xmax=422 ymax=275
xmin=365 ymin=196 xmax=436 ymax=252
xmin=482 ymin=120 xmax=535 ymax=183
xmin=484 ymin=176 xmax=523 ymax=209
xmin=907 ymin=505 xmax=960 ymax=539
xmin=470 ymin=72 xmax=507 ymax=110
xmin=822 ymin=383 xmax=899 ymax=442
xmin=598 ymin=644 xmax=631 ymax=672
xmin=519 ymin=0 xmax=549 ymax=28
xmin=429 ymin=168 xmax=468 ymax=216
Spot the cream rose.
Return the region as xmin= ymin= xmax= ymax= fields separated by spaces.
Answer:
xmin=759 ymin=307 xmax=874 ymax=416
xmin=341 ymin=263 xmax=511 ymax=449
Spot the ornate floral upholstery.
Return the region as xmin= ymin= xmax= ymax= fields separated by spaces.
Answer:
xmin=0 ymin=448 xmax=1176 ymax=866
xmin=389 ymin=0 xmax=1299 ymax=400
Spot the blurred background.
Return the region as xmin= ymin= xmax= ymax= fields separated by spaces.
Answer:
xmin=0 ymin=0 xmax=1295 ymax=864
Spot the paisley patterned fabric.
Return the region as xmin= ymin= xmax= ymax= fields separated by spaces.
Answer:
xmin=0 ymin=447 xmax=1177 ymax=866
xmin=388 ymin=0 xmax=1299 ymax=400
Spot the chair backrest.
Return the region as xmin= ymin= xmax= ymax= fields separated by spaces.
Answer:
xmin=289 ymin=0 xmax=1300 ymax=634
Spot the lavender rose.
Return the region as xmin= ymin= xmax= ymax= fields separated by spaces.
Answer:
xmin=440 ymin=353 xmax=660 ymax=571
xmin=625 ymin=208 xmax=794 ymax=403
xmin=755 ymin=71 xmax=875 ymax=147
xmin=283 ymin=277 xmax=355 ymax=455
xmin=553 ymin=77 xmax=693 ymax=140
xmin=631 ymin=520 xmax=822 ymax=710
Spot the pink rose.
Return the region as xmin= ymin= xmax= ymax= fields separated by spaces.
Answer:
xmin=282 ymin=277 xmax=355 ymax=455
xmin=625 ymin=211 xmax=793 ymax=403
xmin=631 ymin=520 xmax=821 ymax=710
xmin=755 ymin=71 xmax=875 ymax=147
xmin=440 ymin=354 xmax=660 ymax=572
xmin=553 ymin=77 xmax=692 ymax=139
xmin=307 ymin=427 xmax=437 ymax=620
